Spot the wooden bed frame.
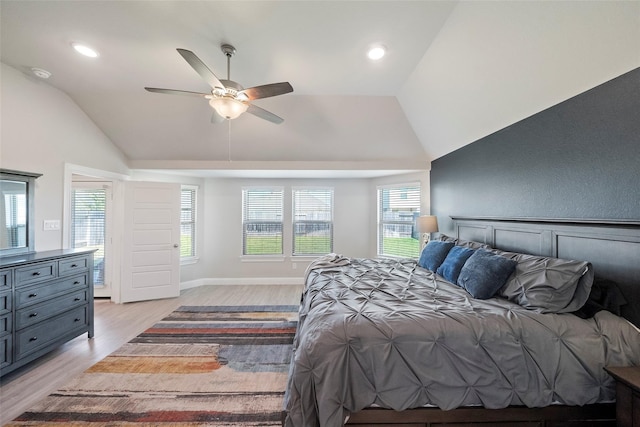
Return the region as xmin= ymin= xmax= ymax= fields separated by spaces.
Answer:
xmin=344 ymin=217 xmax=640 ymax=427
xmin=347 ymin=403 xmax=615 ymax=426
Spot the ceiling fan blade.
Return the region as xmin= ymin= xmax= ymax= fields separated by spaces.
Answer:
xmin=211 ymin=111 xmax=225 ymax=124
xmin=246 ymin=104 xmax=284 ymax=124
xmin=176 ymin=48 xmax=224 ymax=90
xmin=145 ymin=87 xmax=209 ymax=97
xmin=240 ymin=82 xmax=293 ymax=100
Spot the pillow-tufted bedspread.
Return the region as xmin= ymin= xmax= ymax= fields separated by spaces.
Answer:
xmin=283 ymin=256 xmax=640 ymax=427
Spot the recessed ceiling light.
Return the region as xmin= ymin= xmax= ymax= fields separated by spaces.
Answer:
xmin=31 ymin=67 xmax=52 ymax=79
xmin=367 ymin=45 xmax=386 ymax=61
xmin=71 ymin=42 xmax=99 ymax=58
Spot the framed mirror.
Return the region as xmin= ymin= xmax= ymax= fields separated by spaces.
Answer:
xmin=0 ymin=169 xmax=42 ymax=256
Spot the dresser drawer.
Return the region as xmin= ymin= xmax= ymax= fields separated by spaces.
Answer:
xmin=0 ymin=291 xmax=11 ymax=316
xmin=15 ymin=261 xmax=56 ymax=287
xmin=0 ymin=269 xmax=11 ymax=291
xmin=59 ymin=256 xmax=90 ymax=277
xmin=0 ymin=313 xmax=11 ymax=337
xmin=15 ymin=274 xmax=88 ymax=308
xmin=0 ymin=334 xmax=11 ymax=369
xmin=16 ymin=290 xmax=88 ymax=330
xmin=15 ymin=306 xmax=88 ymax=359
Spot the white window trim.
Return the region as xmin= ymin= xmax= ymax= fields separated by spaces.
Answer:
xmin=240 ymin=255 xmax=286 ymax=262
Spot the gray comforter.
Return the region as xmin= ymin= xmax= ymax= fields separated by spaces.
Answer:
xmin=283 ymin=256 xmax=640 ymax=427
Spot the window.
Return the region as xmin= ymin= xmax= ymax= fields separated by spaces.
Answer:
xmin=4 ymin=192 xmax=26 ymax=247
xmin=180 ymin=186 xmax=197 ymax=259
xmin=293 ymin=188 xmax=333 ymax=256
xmin=378 ymin=184 xmax=421 ymax=258
xmin=242 ymin=187 xmax=284 ymax=255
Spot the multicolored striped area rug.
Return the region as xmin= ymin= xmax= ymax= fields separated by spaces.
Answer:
xmin=7 ymin=305 xmax=299 ymax=426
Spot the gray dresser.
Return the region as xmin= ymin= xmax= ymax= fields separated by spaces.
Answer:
xmin=0 ymin=249 xmax=94 ymax=377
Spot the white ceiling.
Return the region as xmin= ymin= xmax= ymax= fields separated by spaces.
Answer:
xmin=1 ymin=1 xmax=638 ymax=178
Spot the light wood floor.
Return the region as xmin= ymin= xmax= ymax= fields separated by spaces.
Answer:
xmin=0 ymin=284 xmax=302 ymax=425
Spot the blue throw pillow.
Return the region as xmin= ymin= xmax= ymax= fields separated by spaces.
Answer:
xmin=436 ymin=246 xmax=476 ymax=284
xmin=418 ymin=240 xmax=454 ymax=272
xmin=458 ymin=249 xmax=517 ymax=299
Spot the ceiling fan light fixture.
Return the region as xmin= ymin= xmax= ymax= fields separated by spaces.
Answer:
xmin=209 ymin=97 xmax=248 ymax=120
xmin=146 ymin=45 xmax=291 ymax=124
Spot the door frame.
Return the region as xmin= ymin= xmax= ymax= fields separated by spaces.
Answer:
xmin=63 ymin=163 xmax=128 ymax=303
xmin=70 ymin=180 xmax=113 ymax=297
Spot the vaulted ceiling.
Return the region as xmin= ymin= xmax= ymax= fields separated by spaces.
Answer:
xmin=1 ymin=1 xmax=638 ymax=177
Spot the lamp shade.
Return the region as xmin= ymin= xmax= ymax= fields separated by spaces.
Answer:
xmin=209 ymin=97 xmax=248 ymax=120
xmin=417 ymin=215 xmax=438 ymax=233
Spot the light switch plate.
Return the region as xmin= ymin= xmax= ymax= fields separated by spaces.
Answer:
xmin=43 ymin=220 xmax=61 ymax=231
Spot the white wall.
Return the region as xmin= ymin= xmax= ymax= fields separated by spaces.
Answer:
xmin=197 ymin=177 xmax=372 ymax=283
xmin=1 ymin=63 xmax=129 ymax=251
xmin=1 ymin=61 xmax=431 ymax=286
xmin=191 ymin=172 xmax=429 ymax=284
xmin=399 ymin=0 xmax=640 ymax=161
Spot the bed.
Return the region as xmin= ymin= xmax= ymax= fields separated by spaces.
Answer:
xmin=283 ymin=217 xmax=640 ymax=427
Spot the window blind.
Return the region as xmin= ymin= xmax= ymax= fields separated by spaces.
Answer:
xmin=242 ymin=188 xmax=284 ymax=255
xmin=378 ymin=184 xmax=421 ymax=258
xmin=71 ymin=188 xmax=107 ymax=285
xmin=180 ymin=187 xmax=196 ymax=258
xmin=3 ymin=193 xmax=27 ymax=247
xmin=293 ymin=188 xmax=333 ymax=255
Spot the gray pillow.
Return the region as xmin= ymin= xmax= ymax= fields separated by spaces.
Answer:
xmin=495 ymin=251 xmax=594 ymax=313
xmin=438 ymin=233 xmax=490 ymax=250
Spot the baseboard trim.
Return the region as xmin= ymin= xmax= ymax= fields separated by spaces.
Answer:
xmin=181 ymin=277 xmax=303 ymax=290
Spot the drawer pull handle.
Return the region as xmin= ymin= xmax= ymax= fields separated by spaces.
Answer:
xmin=74 ymin=318 xmax=81 ymax=322
xmin=74 ymin=281 xmax=80 ymax=285
xmin=28 ymin=293 xmax=37 ymax=298
xmin=74 ymin=297 xmax=81 ymax=301
xmin=71 ymin=264 xmax=78 ymax=268
xmin=29 ymin=337 xmax=38 ymax=342
xmin=32 ymin=272 xmax=41 ymax=276
xmin=29 ymin=312 xmax=38 ymax=318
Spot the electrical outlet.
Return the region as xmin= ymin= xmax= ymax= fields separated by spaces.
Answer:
xmin=292 ymin=263 xmax=297 ymax=270
xmin=43 ymin=220 xmax=61 ymax=231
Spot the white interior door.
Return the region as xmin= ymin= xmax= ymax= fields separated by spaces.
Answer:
xmin=121 ymin=181 xmax=180 ymax=303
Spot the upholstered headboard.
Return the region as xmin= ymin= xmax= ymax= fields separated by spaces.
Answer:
xmin=451 ymin=217 xmax=640 ymax=328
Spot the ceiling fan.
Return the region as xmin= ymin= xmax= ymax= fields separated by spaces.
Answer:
xmin=145 ymin=44 xmax=293 ymax=124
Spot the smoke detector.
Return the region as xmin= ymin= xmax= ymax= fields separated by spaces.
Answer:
xmin=31 ymin=67 xmax=52 ymax=79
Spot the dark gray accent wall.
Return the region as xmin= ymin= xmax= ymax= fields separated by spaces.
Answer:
xmin=431 ymin=67 xmax=640 ymax=235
